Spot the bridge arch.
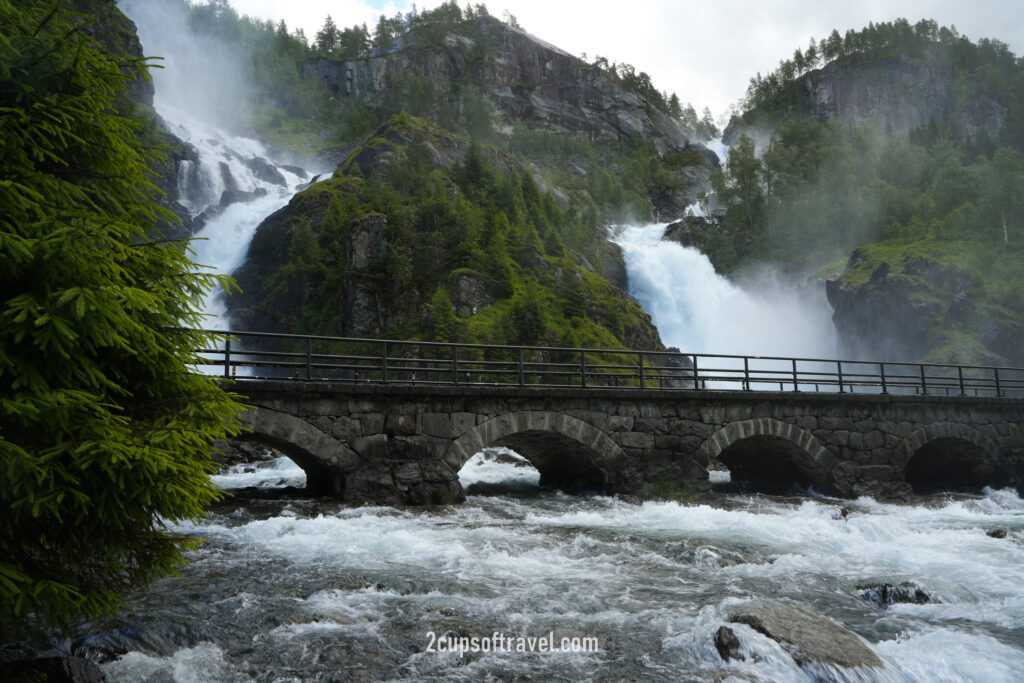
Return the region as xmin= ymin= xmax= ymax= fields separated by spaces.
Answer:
xmin=901 ymin=422 xmax=1006 ymax=494
xmin=698 ymin=418 xmax=835 ymax=494
xmin=236 ymin=407 xmax=361 ymax=497
xmin=444 ymin=411 xmax=626 ymax=493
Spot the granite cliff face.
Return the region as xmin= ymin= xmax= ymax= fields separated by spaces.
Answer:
xmin=76 ymin=0 xmax=195 ymax=239
xmin=309 ymin=19 xmax=690 ymax=153
xmin=726 ymin=45 xmax=1007 ymax=148
xmin=306 ymin=17 xmax=711 ymax=217
xmin=797 ymin=54 xmax=1004 ymax=140
xmin=826 ymin=249 xmax=1024 ymax=366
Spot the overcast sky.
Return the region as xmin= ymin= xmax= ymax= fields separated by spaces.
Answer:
xmin=229 ymin=0 xmax=1024 ymax=120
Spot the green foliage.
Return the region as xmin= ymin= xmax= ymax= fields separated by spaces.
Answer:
xmin=0 ymin=0 xmax=244 ymax=635
xmin=244 ymin=115 xmax=658 ymax=351
xmin=712 ymin=20 xmax=1024 ymax=363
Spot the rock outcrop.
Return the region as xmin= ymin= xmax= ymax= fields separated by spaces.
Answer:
xmin=728 ymin=603 xmax=883 ymax=670
xmin=726 ymin=45 xmax=1006 ymax=146
xmin=305 ymin=16 xmax=710 ymax=217
xmin=826 ymin=247 xmax=1024 ymax=365
xmin=73 ymin=0 xmax=196 ymax=242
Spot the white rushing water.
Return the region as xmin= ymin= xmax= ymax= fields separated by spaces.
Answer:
xmin=211 ymin=456 xmax=307 ymax=490
xmin=161 ymin=106 xmax=308 ymax=327
xmin=100 ymin=470 xmax=1024 ymax=682
xmin=613 ymin=223 xmax=839 ymax=358
xmin=118 ymin=0 xmax=313 ymax=328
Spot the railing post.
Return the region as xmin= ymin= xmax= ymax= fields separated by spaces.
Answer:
xmin=837 ymin=361 xmax=844 ymax=393
xmin=452 ymin=344 xmax=459 ymax=384
xmin=743 ymin=356 xmax=750 ymax=391
xmin=638 ymin=352 xmax=645 ymax=389
xmin=518 ymin=347 xmax=525 ymax=386
xmin=692 ymin=355 xmax=700 ymax=390
xmin=382 ymin=341 xmax=388 ymax=384
xmin=920 ymin=364 xmax=928 ymax=395
xmin=791 ymin=358 xmax=798 ymax=392
xmin=879 ymin=363 xmax=887 ymax=394
xmin=580 ymin=350 xmax=587 ymax=388
xmin=958 ymin=365 xmax=965 ymax=396
xmin=994 ymin=367 xmax=1002 ymax=397
xmin=305 ymin=337 xmax=312 ymax=380
xmin=224 ymin=336 xmax=231 ymax=379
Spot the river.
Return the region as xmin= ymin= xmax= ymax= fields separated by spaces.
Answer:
xmin=91 ymin=4 xmax=1024 ymax=679
xmin=91 ymin=459 xmax=1024 ymax=682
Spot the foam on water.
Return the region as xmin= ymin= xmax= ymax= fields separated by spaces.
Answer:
xmin=458 ymin=448 xmax=541 ymax=488
xmin=210 ymin=456 xmax=306 ymax=489
xmin=613 ymin=223 xmax=838 ymax=358
xmin=101 ymin=487 xmax=1024 ymax=680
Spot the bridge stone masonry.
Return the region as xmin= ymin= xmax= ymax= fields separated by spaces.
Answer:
xmin=232 ymin=380 xmax=1024 ymax=505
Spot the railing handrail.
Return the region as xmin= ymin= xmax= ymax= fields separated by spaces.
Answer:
xmin=190 ymin=328 xmax=1024 ymax=398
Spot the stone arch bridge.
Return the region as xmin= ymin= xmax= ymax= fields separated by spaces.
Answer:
xmin=233 ymin=381 xmax=1024 ymax=504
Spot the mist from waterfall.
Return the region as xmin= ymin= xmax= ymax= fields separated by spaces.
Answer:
xmin=118 ymin=0 xmax=313 ymax=328
xmin=614 ymin=223 xmax=839 ymax=359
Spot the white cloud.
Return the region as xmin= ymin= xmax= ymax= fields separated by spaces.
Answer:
xmin=229 ymin=0 xmax=1024 ymax=118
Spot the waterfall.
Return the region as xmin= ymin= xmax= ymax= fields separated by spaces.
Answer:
xmin=159 ymin=105 xmax=308 ymax=327
xmin=613 ymin=223 xmax=838 ymax=359
xmin=117 ymin=0 xmax=313 ymax=329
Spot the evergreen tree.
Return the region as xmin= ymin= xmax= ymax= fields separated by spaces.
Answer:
xmin=0 ymin=0 xmax=243 ymax=635
xmin=315 ymin=14 xmax=339 ymax=56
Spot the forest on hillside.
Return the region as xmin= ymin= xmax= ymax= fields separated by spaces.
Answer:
xmin=162 ymin=4 xmax=1024 ymax=364
xmin=705 ymin=19 xmax=1024 ymax=364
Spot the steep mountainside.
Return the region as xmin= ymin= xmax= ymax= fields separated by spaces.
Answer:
xmin=230 ymin=115 xmax=667 ymax=352
xmin=692 ymin=19 xmax=1024 ymax=365
xmin=181 ymin=2 xmax=717 ymax=352
xmin=304 ymin=14 xmax=712 ymax=219
xmin=308 ymin=17 xmax=690 ymax=154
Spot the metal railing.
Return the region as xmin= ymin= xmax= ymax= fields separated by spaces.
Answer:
xmin=194 ymin=329 xmax=1024 ymax=398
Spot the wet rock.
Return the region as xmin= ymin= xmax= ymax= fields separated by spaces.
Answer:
xmin=857 ymin=582 xmax=931 ymax=609
xmin=714 ymin=626 xmax=743 ymax=662
xmin=296 ymin=173 xmax=322 ymax=192
xmin=280 ymin=164 xmax=309 ymax=179
xmin=243 ymin=156 xmax=288 ymax=186
xmin=0 ymin=656 xmax=105 ymax=683
xmin=987 ymin=528 xmax=1008 ymax=539
xmin=219 ymin=187 xmax=268 ymax=208
xmin=729 ymin=603 xmax=883 ymax=669
xmin=693 ymin=545 xmax=765 ymax=568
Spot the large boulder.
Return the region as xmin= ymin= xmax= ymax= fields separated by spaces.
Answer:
xmin=728 ymin=603 xmax=883 ymax=670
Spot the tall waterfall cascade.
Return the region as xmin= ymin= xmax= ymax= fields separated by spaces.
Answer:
xmin=118 ymin=0 xmax=313 ymax=329
xmin=614 ymin=223 xmax=839 ymax=360
xmin=162 ymin=107 xmax=309 ymax=327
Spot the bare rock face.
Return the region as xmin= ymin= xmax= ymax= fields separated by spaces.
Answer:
xmin=729 ymin=603 xmax=883 ymax=670
xmin=451 ymin=271 xmax=495 ymax=318
xmin=726 ymin=47 xmax=1005 ymax=146
xmin=307 ymin=18 xmax=693 ymax=154
xmin=305 ymin=16 xmax=709 ymax=217
xmin=800 ymin=55 xmax=1004 ymax=140
xmin=823 ymin=248 xmax=1012 ymax=363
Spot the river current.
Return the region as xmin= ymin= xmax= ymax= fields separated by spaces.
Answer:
xmin=93 ymin=459 xmax=1024 ymax=682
